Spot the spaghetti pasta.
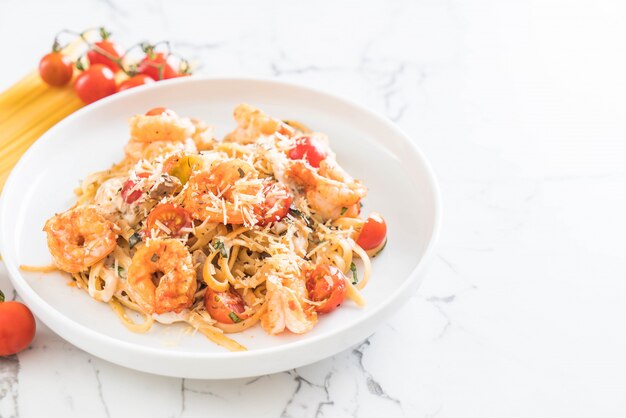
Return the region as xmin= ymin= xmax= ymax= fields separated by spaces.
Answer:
xmin=0 ymin=32 xmax=96 ymax=191
xmin=39 ymin=104 xmax=387 ymax=351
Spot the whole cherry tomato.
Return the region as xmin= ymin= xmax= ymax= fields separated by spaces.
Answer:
xmin=356 ymin=212 xmax=387 ymax=251
xmin=288 ymin=136 xmax=327 ymax=168
xmin=204 ymin=288 xmax=249 ymax=324
xmin=87 ymin=40 xmax=123 ymax=71
xmin=138 ymin=52 xmax=179 ymax=80
xmin=38 ymin=52 xmax=74 ymax=87
xmin=117 ymin=74 xmax=155 ymax=92
xmin=0 ymin=290 xmax=36 ymax=356
xmin=305 ymin=264 xmax=347 ymax=314
xmin=74 ymin=64 xmax=116 ymax=104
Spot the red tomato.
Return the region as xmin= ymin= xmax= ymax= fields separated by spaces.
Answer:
xmin=306 ymin=265 xmax=347 ymax=314
xmin=121 ymin=172 xmax=150 ymax=203
xmin=145 ymin=107 xmax=176 ymax=117
xmin=38 ymin=52 xmax=74 ymax=87
xmin=0 ymin=290 xmax=36 ymax=356
xmin=288 ymin=136 xmax=327 ymax=168
xmin=87 ymin=40 xmax=123 ymax=71
xmin=257 ymin=182 xmax=292 ymax=225
xmin=74 ymin=64 xmax=116 ymax=104
xmin=356 ymin=212 xmax=387 ymax=250
xmin=145 ymin=203 xmax=190 ymax=236
xmin=138 ymin=52 xmax=178 ymax=80
xmin=117 ymin=74 xmax=155 ymax=92
xmin=204 ymin=288 xmax=248 ymax=324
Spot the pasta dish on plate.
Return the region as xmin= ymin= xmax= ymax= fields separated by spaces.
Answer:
xmin=39 ymin=104 xmax=387 ymax=351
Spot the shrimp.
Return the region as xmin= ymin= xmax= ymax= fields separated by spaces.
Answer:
xmin=224 ymin=104 xmax=294 ymax=144
xmin=129 ymin=111 xmax=195 ymax=143
xmin=124 ymin=111 xmax=198 ymax=161
xmin=182 ymin=159 xmax=265 ymax=225
xmin=286 ymin=160 xmax=367 ymax=220
xmin=126 ymin=239 xmax=196 ymax=315
xmin=190 ymin=118 xmax=216 ymax=151
xmin=44 ymin=206 xmax=119 ymax=273
xmin=260 ymin=272 xmax=317 ymax=335
xmin=124 ymin=137 xmax=198 ymax=163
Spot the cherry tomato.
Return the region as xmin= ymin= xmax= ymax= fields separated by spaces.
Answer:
xmin=146 ymin=203 xmax=190 ymax=236
xmin=138 ymin=52 xmax=179 ymax=80
xmin=0 ymin=290 xmax=36 ymax=356
xmin=121 ymin=172 xmax=151 ymax=203
xmin=257 ymin=182 xmax=292 ymax=225
xmin=87 ymin=40 xmax=123 ymax=71
xmin=288 ymin=136 xmax=327 ymax=168
xmin=164 ymin=154 xmax=203 ymax=184
xmin=117 ymin=74 xmax=155 ymax=92
xmin=74 ymin=64 xmax=116 ymax=104
xmin=356 ymin=212 xmax=387 ymax=251
xmin=204 ymin=288 xmax=248 ymax=324
xmin=38 ymin=52 xmax=74 ymax=87
xmin=305 ymin=265 xmax=347 ymax=314
xmin=145 ymin=107 xmax=176 ymax=116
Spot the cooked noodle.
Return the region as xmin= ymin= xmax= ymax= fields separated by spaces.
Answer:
xmin=38 ymin=104 xmax=386 ymax=351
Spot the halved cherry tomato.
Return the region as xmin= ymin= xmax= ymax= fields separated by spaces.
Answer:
xmin=204 ymin=288 xmax=249 ymax=324
xmin=145 ymin=106 xmax=176 ymax=116
xmin=38 ymin=52 xmax=74 ymax=87
xmin=356 ymin=212 xmax=387 ymax=251
xmin=145 ymin=203 xmax=190 ymax=236
xmin=288 ymin=136 xmax=327 ymax=168
xmin=138 ymin=52 xmax=179 ymax=80
xmin=117 ymin=74 xmax=155 ymax=92
xmin=87 ymin=40 xmax=123 ymax=71
xmin=121 ymin=172 xmax=151 ymax=203
xmin=74 ymin=64 xmax=116 ymax=104
xmin=305 ymin=265 xmax=347 ymax=314
xmin=257 ymin=182 xmax=292 ymax=225
xmin=0 ymin=290 xmax=36 ymax=356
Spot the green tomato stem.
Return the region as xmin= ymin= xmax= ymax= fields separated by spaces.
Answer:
xmin=0 ymin=289 xmax=5 ymax=303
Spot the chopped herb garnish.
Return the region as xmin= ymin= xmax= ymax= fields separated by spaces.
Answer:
xmin=214 ymin=240 xmax=229 ymax=258
xmin=289 ymin=206 xmax=302 ymax=217
xmin=229 ymin=311 xmax=242 ymax=323
xmin=117 ymin=266 xmax=127 ymax=279
xmin=151 ymin=253 xmax=159 ymax=262
xmin=359 ymin=201 xmax=364 ymax=209
xmin=341 ymin=207 xmax=348 ymax=215
xmin=237 ymin=167 xmax=245 ymax=178
xmin=289 ymin=205 xmax=311 ymax=226
xmin=128 ymin=232 xmax=141 ymax=248
xmin=350 ymin=262 xmax=358 ymax=285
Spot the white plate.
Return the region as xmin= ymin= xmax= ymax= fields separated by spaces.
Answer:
xmin=0 ymin=77 xmax=441 ymax=379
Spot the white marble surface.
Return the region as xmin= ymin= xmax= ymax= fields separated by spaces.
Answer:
xmin=1 ymin=0 xmax=626 ymax=416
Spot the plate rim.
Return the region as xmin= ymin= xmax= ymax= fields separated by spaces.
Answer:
xmin=0 ymin=76 xmax=441 ymax=368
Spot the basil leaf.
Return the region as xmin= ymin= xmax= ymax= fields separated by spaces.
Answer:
xmin=229 ymin=312 xmax=242 ymax=323
xmin=214 ymin=241 xmax=229 ymax=258
xmin=128 ymin=232 xmax=141 ymax=248
xmin=117 ymin=266 xmax=127 ymax=279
